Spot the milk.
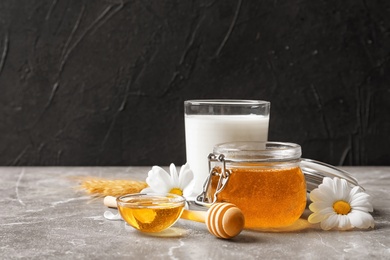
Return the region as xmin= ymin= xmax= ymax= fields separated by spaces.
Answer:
xmin=185 ymin=114 xmax=269 ymax=195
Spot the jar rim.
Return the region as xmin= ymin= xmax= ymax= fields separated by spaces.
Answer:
xmin=212 ymin=141 xmax=301 ymax=162
xmin=117 ymin=193 xmax=185 ymax=209
xmin=185 ymin=99 xmax=270 ymax=106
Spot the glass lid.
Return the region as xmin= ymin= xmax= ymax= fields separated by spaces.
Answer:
xmin=300 ymin=158 xmax=363 ymax=192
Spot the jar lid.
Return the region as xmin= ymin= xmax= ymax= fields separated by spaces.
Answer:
xmin=213 ymin=141 xmax=301 ymax=162
xmin=300 ymin=158 xmax=362 ymax=192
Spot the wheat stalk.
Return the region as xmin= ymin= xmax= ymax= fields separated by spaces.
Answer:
xmin=78 ymin=177 xmax=148 ymax=197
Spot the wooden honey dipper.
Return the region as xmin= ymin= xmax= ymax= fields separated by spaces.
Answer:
xmin=180 ymin=202 xmax=245 ymax=239
xmin=104 ymin=196 xmax=244 ymax=239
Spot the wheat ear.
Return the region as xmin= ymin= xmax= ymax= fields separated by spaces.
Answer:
xmin=79 ymin=177 xmax=148 ymax=197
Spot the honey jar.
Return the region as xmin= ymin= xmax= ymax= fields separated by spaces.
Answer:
xmin=196 ymin=141 xmax=307 ymax=229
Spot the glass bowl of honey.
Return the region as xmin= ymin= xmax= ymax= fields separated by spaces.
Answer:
xmin=197 ymin=141 xmax=307 ymax=229
xmin=117 ymin=193 xmax=186 ymax=233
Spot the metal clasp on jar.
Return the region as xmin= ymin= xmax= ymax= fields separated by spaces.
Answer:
xmin=195 ymin=153 xmax=231 ymax=206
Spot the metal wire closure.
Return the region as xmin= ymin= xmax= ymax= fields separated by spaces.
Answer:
xmin=195 ymin=153 xmax=231 ymax=206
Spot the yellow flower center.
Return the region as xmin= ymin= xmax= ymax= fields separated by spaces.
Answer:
xmin=333 ymin=200 xmax=351 ymax=215
xmin=169 ymin=188 xmax=183 ymax=196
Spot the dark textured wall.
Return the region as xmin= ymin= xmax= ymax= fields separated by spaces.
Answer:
xmin=0 ymin=0 xmax=389 ymax=166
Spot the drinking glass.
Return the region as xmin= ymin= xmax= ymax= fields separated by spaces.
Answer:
xmin=184 ymin=100 xmax=270 ymax=195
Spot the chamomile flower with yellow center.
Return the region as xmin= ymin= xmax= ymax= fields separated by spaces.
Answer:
xmin=141 ymin=163 xmax=195 ymax=198
xmin=308 ymin=177 xmax=375 ymax=230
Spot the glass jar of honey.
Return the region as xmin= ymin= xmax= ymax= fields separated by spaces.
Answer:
xmin=196 ymin=141 xmax=307 ymax=229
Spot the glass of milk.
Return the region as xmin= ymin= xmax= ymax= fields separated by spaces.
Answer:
xmin=184 ymin=100 xmax=270 ymax=195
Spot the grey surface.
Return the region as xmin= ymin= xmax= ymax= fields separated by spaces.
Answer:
xmin=0 ymin=1 xmax=390 ymax=166
xmin=1 ymin=166 xmax=389 ymax=259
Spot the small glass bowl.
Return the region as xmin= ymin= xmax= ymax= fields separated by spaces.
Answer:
xmin=117 ymin=193 xmax=186 ymax=233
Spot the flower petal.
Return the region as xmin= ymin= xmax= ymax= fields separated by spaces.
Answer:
xmin=331 ymin=177 xmax=350 ymax=200
xmin=333 ymin=178 xmax=343 ymax=195
xmin=339 ymin=178 xmax=351 ymax=201
xmin=350 ymin=192 xmax=371 ymax=204
xmin=308 ymin=207 xmax=334 ymax=223
xmin=337 ymin=215 xmax=353 ymax=230
xmin=352 ymin=206 xmax=373 ymax=213
xmin=320 ymin=214 xmax=339 ymax=230
xmin=178 ymin=163 xmax=194 ymax=188
xmin=309 ymin=201 xmax=332 ymax=212
xmin=322 ymin=177 xmax=334 ymax=187
xmin=349 ymin=186 xmax=363 ymax=198
xmin=350 ymin=191 xmax=371 ymax=201
xmin=323 ymin=177 xmax=337 ymax=194
xmin=310 ymin=187 xmax=334 ymax=203
xmin=351 ymin=200 xmax=373 ymax=212
xmin=146 ymin=166 xmax=172 ymax=193
xmin=349 ymin=210 xmax=375 ymax=229
xmin=350 ymin=193 xmax=373 ymax=212
xmin=169 ymin=163 xmax=179 ymax=185
xmin=308 ymin=212 xmax=325 ymax=223
xmin=178 ymin=163 xmax=195 ymax=197
xmin=104 ymin=211 xmax=122 ymax=220
xmin=183 ymin=181 xmax=195 ymax=197
xmin=141 ymin=187 xmax=154 ymax=193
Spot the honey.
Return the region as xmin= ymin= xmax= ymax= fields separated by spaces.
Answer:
xmin=211 ymin=165 xmax=306 ymax=228
xmin=117 ymin=194 xmax=185 ymax=233
xmin=199 ymin=141 xmax=307 ymax=229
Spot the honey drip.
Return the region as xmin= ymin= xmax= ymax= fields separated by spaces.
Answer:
xmin=211 ymin=166 xmax=307 ymax=228
xmin=118 ymin=201 xmax=184 ymax=233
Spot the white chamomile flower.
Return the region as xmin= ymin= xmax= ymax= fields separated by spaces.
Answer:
xmin=308 ymin=177 xmax=375 ymax=230
xmin=141 ymin=163 xmax=194 ymax=198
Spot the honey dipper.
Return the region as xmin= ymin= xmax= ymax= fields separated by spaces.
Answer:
xmin=103 ymin=196 xmax=244 ymax=239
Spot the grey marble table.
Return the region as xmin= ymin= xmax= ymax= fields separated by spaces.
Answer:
xmin=1 ymin=167 xmax=389 ymax=259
